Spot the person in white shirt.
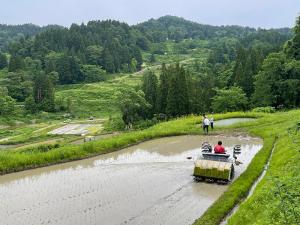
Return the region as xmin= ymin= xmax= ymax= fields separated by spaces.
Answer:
xmin=203 ymin=116 xmax=210 ymax=134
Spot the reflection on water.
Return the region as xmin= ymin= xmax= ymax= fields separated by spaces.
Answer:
xmin=0 ymin=135 xmax=262 ymax=225
xmin=214 ymin=118 xmax=256 ymax=127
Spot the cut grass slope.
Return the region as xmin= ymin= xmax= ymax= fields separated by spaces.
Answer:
xmin=55 ymin=73 xmax=142 ymax=118
xmin=193 ymin=110 xmax=300 ymax=225
xmin=227 ymin=117 xmax=300 ymax=225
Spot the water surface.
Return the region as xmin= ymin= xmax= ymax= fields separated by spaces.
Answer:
xmin=0 ymin=135 xmax=262 ymax=225
xmin=214 ymin=118 xmax=256 ymax=127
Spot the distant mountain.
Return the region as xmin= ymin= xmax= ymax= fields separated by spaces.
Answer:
xmin=0 ymin=16 xmax=293 ymax=83
xmin=135 ymin=15 xmax=292 ymax=42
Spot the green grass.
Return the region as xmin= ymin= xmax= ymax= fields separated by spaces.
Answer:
xmin=226 ymin=115 xmax=300 ymax=225
xmin=193 ymin=110 xmax=300 ymax=225
xmin=55 ymin=72 xmax=142 ymax=118
xmin=0 ymin=122 xmax=60 ymax=145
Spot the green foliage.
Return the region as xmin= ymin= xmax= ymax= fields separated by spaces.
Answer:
xmin=231 ymin=47 xmax=263 ymax=97
xmin=165 ymin=64 xmax=190 ymax=117
xmin=0 ymin=52 xmax=8 ymax=69
xmin=227 ymin=126 xmax=300 ymax=225
xmin=104 ymin=116 xmax=125 ymax=132
xmin=0 ymin=94 xmax=17 ymax=116
xmin=157 ymin=63 xmax=168 ymax=113
xmin=55 ymin=72 xmax=141 ymax=118
xmin=8 ymin=55 xmax=24 ymax=72
xmin=0 ymin=24 xmax=52 ymax=51
xmin=137 ymin=15 xmax=257 ymax=42
xmin=285 ymin=16 xmax=300 ymax=60
xmin=253 ymin=52 xmax=300 ymax=108
xmin=81 ymin=64 xmax=106 ymax=82
xmin=118 ymin=89 xmax=151 ymax=127
xmin=252 ymin=106 xmax=276 ymax=113
xmin=33 ymin=71 xmax=55 ymax=112
xmin=142 ymin=70 xmax=158 ymax=116
xmin=4 ymin=71 xmax=32 ymax=101
xmin=212 ymin=87 xmax=248 ymax=113
xmin=149 ymin=53 xmax=156 ymax=63
xmin=85 ymin=45 xmax=103 ymax=65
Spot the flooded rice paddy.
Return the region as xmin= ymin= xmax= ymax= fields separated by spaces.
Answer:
xmin=0 ymin=135 xmax=262 ymax=225
xmin=214 ymin=118 xmax=256 ymax=127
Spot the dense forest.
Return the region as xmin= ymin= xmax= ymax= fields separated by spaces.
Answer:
xmin=0 ymin=15 xmax=299 ymax=127
xmin=0 ymin=23 xmax=62 ymax=51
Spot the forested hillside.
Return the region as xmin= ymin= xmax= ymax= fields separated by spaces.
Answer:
xmin=0 ymin=15 xmax=296 ymax=125
xmin=0 ymin=24 xmax=62 ymax=51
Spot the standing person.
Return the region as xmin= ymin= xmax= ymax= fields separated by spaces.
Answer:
xmin=203 ymin=116 xmax=210 ymax=134
xmin=210 ymin=114 xmax=214 ymax=130
xmin=202 ymin=114 xmax=206 ymax=131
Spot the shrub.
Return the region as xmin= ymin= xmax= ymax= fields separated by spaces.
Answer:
xmin=252 ymin=106 xmax=276 ymax=113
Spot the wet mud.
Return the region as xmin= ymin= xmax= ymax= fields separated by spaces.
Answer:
xmin=0 ymin=135 xmax=262 ymax=225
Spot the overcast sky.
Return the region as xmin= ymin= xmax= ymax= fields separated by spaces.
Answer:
xmin=1 ymin=0 xmax=299 ymax=28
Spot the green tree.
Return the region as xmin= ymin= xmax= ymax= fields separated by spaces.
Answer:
xmin=166 ymin=64 xmax=190 ymax=117
xmin=25 ymin=96 xmax=38 ymax=113
xmin=0 ymin=52 xmax=8 ymax=69
xmin=285 ymin=16 xmax=300 ymax=60
xmin=130 ymin=58 xmax=137 ymax=72
xmin=0 ymin=94 xmax=17 ymax=115
xmin=81 ymin=65 xmax=106 ymax=82
xmin=212 ymin=87 xmax=248 ymax=112
xmin=85 ymin=45 xmax=103 ymax=65
xmin=8 ymin=55 xmax=24 ymax=72
xmin=150 ymin=54 xmax=156 ymax=63
xmin=142 ymin=70 xmax=158 ymax=116
xmin=102 ymin=49 xmax=115 ymax=73
xmin=118 ymin=89 xmax=151 ymax=127
xmin=157 ymin=63 xmax=168 ymax=113
xmin=33 ymin=72 xmax=55 ymax=112
xmin=5 ymin=71 xmax=32 ymax=101
xmin=252 ymin=53 xmax=286 ymax=107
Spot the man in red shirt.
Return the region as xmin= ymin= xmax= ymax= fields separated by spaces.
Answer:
xmin=214 ymin=141 xmax=225 ymax=154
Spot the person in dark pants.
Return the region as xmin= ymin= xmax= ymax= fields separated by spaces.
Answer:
xmin=202 ymin=114 xmax=206 ymax=131
xmin=210 ymin=115 xmax=214 ymax=130
xmin=203 ymin=116 xmax=210 ymax=134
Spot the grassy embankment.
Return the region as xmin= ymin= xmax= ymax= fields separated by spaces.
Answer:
xmin=194 ymin=110 xmax=300 ymax=225
xmin=55 ymin=72 xmax=142 ymax=118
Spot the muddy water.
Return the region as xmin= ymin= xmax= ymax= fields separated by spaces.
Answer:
xmin=0 ymin=135 xmax=262 ymax=225
xmin=0 ymin=145 xmax=18 ymax=150
xmin=214 ymin=118 xmax=256 ymax=127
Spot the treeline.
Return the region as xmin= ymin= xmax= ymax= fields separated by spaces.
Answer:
xmin=0 ymin=15 xmax=296 ymax=119
xmin=202 ymin=18 xmax=299 ymax=111
xmin=252 ymin=16 xmax=300 ymax=108
xmin=120 ymin=64 xmax=191 ymax=126
xmin=5 ymin=20 xmax=143 ymax=77
xmin=0 ymin=20 xmax=146 ymax=114
xmin=120 ymin=15 xmax=300 ymax=126
xmin=121 ymin=62 xmax=246 ymax=126
xmin=0 ymin=24 xmax=62 ymax=51
xmin=135 ymin=15 xmax=291 ymax=43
